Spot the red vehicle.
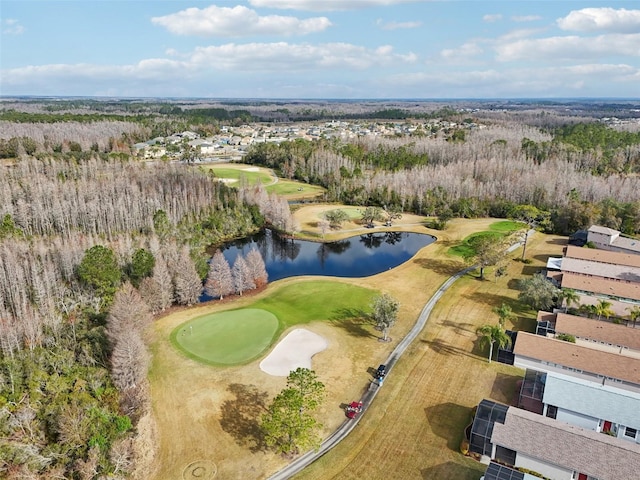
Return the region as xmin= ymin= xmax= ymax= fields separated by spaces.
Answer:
xmin=346 ymin=401 xmax=363 ymax=419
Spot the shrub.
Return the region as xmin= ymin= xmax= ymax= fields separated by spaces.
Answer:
xmin=556 ymin=333 xmax=576 ymax=343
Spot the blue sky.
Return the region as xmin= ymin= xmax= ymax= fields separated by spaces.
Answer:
xmin=1 ymin=1 xmax=639 ymax=98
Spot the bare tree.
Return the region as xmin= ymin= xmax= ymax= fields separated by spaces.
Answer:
xmin=172 ymin=247 xmax=202 ymax=305
xmin=232 ymin=255 xmax=255 ymax=296
xmin=110 ymin=332 xmax=149 ymax=392
xmin=245 ymin=248 xmax=268 ymax=288
xmin=205 ymin=250 xmax=234 ymax=300
xmin=109 ymin=437 xmax=135 ymax=477
xmin=106 ymin=283 xmax=152 ymax=344
xmin=138 ymin=256 xmax=172 ymax=312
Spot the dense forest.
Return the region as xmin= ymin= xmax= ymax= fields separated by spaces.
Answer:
xmin=0 ymin=152 xmax=296 ymax=478
xmin=0 ymin=98 xmax=639 ymax=478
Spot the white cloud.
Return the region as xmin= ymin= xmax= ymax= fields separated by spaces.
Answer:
xmin=248 ymin=0 xmax=421 ymax=12
xmin=512 ymin=15 xmax=542 ymax=23
xmin=383 ymin=63 xmax=639 ymax=97
xmin=499 ymin=28 xmax=546 ymax=42
xmin=483 ymin=14 xmax=502 ymax=23
xmin=439 ymin=42 xmax=483 ymax=61
xmin=1 ymin=41 xmax=422 ymax=98
xmin=2 ymin=18 xmax=25 ymax=35
xmin=376 ymin=19 xmax=422 ymax=30
xmin=189 ymin=42 xmax=417 ymax=71
xmin=1 ymin=59 xmax=191 ymax=88
xmin=495 ymin=33 xmax=640 ymax=62
xmin=151 ymin=5 xmax=331 ymax=37
xmin=557 ymin=8 xmax=640 ymax=33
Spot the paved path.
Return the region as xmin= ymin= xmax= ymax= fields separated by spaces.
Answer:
xmin=267 ymin=265 xmax=476 ymax=480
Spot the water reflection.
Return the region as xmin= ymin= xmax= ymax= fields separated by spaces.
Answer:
xmin=215 ymin=229 xmax=435 ymax=282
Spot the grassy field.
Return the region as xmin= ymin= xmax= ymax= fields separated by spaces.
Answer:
xmin=172 ymin=309 xmax=279 ymax=365
xmin=293 ymin=231 xmax=566 ymax=480
xmin=200 ymin=162 xmax=325 ymax=199
xmin=145 ymin=213 xmax=566 ymax=480
xmin=448 ymin=220 xmax=522 ymax=258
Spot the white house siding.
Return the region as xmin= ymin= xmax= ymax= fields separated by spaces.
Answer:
xmin=555 ymin=408 xmax=600 ymax=431
xmin=515 ymin=452 xmax=574 ymax=480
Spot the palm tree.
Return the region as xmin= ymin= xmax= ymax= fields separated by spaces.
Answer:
xmin=627 ymin=306 xmax=640 ymax=328
xmin=492 ymin=303 xmax=516 ymax=327
xmin=558 ymin=288 xmax=580 ymax=311
xmin=476 ymin=324 xmax=512 ymax=364
xmin=578 ymin=303 xmax=598 ymax=319
xmin=594 ymin=299 xmax=615 ymax=321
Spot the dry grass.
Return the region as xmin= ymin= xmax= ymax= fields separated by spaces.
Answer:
xmin=294 ymin=232 xmax=567 ymax=480
xmin=146 ymin=211 xmax=567 ymax=480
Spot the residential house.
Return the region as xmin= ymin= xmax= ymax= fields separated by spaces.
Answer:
xmin=513 ymin=332 xmax=640 ymax=442
xmin=587 ymin=225 xmax=640 ymax=255
xmin=473 ymin=399 xmax=640 ymax=480
xmin=548 ymin=245 xmax=640 ymax=317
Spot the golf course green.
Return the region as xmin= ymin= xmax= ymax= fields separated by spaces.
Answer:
xmin=172 ymin=308 xmax=279 ymax=365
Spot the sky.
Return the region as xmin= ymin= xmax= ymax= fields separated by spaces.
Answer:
xmin=1 ymin=0 xmax=639 ymax=99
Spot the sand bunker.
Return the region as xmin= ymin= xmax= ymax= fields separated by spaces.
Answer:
xmin=259 ymin=328 xmax=328 ymax=376
xmin=242 ymin=167 xmax=260 ymax=172
xmin=218 ymin=178 xmax=237 ymax=184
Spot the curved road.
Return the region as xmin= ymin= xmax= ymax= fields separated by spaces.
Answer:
xmin=267 ymin=265 xmax=476 ymax=480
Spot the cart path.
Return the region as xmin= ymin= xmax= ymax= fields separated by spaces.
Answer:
xmin=266 ymin=265 xmax=476 ymax=480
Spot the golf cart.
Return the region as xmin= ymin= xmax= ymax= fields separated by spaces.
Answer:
xmin=346 ymin=401 xmax=363 ymax=419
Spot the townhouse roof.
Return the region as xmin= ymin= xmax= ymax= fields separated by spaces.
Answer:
xmin=560 ymin=271 xmax=640 ymax=301
xmin=611 ymin=235 xmax=640 ymax=253
xmin=543 ymin=374 xmax=640 ymax=430
xmin=554 ymin=312 xmax=640 ymax=351
xmin=491 ymin=407 xmax=640 ymax=480
xmin=513 ymin=332 xmax=640 ymax=385
xmin=561 ymin=257 xmax=640 ymax=283
xmin=588 ymin=225 xmax=620 ymax=236
xmin=564 ymin=245 xmax=640 ymax=269
xmin=536 ymin=311 xmax=557 ymax=323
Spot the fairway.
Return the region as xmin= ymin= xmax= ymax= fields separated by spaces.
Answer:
xmin=448 ymin=220 xmax=521 ymax=257
xmin=172 ymin=309 xmax=279 ymax=365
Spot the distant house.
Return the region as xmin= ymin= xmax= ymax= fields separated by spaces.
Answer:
xmin=548 ymin=245 xmax=640 ymax=317
xmin=587 ymin=225 xmax=640 ymax=255
xmin=180 ymin=131 xmax=198 ymax=140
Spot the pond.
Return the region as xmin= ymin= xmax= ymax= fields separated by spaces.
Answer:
xmin=215 ymin=228 xmax=436 ymax=282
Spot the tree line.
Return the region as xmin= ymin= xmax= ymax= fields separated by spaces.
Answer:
xmin=244 ymin=120 xmax=640 ymax=236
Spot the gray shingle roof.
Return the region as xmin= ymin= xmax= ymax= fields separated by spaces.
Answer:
xmin=492 ymin=407 xmax=640 ymax=480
